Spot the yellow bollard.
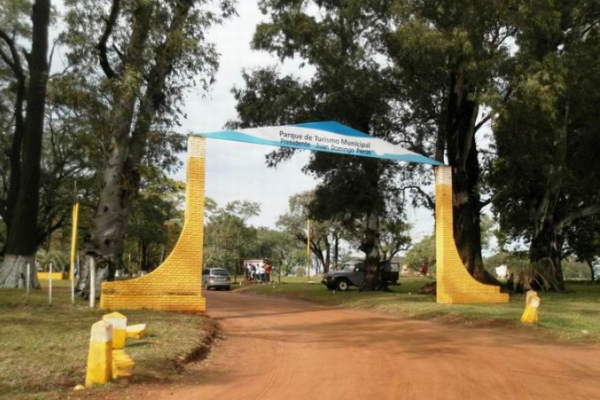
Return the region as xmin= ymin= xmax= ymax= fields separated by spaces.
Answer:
xmin=126 ymin=324 xmax=148 ymax=340
xmin=85 ymin=321 xmax=113 ymax=387
xmin=102 ymin=312 xmax=127 ymax=349
xmin=521 ymin=290 xmax=541 ymax=323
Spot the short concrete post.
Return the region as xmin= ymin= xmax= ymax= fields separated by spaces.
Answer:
xmin=102 ymin=312 xmax=127 ymax=350
xmin=85 ymin=321 xmax=113 ymax=387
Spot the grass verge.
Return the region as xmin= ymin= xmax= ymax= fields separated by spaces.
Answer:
xmin=0 ymin=281 xmax=214 ymax=399
xmin=239 ymin=277 xmax=600 ymax=343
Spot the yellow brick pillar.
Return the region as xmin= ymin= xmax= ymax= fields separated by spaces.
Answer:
xmin=102 ymin=312 xmax=127 ymax=349
xmin=435 ymin=166 xmax=508 ymax=304
xmin=85 ymin=321 xmax=113 ymax=387
xmin=100 ymin=137 xmax=207 ymax=312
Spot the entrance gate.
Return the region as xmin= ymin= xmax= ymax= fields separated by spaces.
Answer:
xmin=100 ymin=122 xmax=507 ymax=312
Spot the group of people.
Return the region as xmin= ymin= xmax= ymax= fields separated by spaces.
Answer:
xmin=245 ymin=261 xmax=272 ymax=283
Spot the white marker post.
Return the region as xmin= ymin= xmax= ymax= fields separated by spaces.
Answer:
xmin=26 ymin=263 xmax=31 ymax=301
xmin=90 ymin=258 xmax=96 ymax=309
xmin=48 ymin=262 xmax=53 ymax=305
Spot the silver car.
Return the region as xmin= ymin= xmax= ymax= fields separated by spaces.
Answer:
xmin=202 ymin=268 xmax=231 ymax=290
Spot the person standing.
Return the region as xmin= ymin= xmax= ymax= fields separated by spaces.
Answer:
xmin=265 ymin=262 xmax=272 ymax=282
xmin=420 ymin=261 xmax=429 ymax=277
xmin=257 ymin=264 xmax=265 ymax=283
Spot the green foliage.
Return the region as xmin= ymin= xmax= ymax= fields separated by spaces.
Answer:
xmin=490 ymin=1 xmax=600 ymax=289
xmin=232 ymin=0 xmax=420 ymax=288
xmin=124 ymin=176 xmax=185 ymax=272
xmin=403 ymin=235 xmax=435 ymax=271
xmin=203 ymin=199 xmax=261 ymax=270
xmin=277 ymin=191 xmax=341 ymax=271
xmin=35 ymin=248 xmax=67 ymax=271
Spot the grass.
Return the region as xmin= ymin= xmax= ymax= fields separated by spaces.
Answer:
xmin=239 ymin=276 xmax=600 ymax=343
xmin=0 ymin=280 xmax=214 ymax=399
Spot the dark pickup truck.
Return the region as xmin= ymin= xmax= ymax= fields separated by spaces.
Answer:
xmin=322 ymin=261 xmax=399 ymax=291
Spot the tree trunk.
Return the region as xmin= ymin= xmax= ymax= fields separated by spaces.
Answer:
xmin=0 ymin=0 xmax=51 ymax=289
xmin=77 ymin=2 xmax=153 ymax=295
xmin=333 ymin=233 xmax=339 ymax=270
xmin=528 ymin=225 xmax=565 ymax=292
xmin=444 ymin=66 xmax=497 ymax=284
xmin=587 ymin=259 xmax=595 ymax=283
xmin=360 ymin=209 xmax=382 ymax=290
xmin=0 ymin=255 xmax=40 ymax=289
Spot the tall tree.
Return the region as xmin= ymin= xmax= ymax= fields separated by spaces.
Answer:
xmin=233 ymin=1 xmax=411 ymax=290
xmin=276 ymin=191 xmax=342 ymax=274
xmin=490 ymin=0 xmax=600 ymax=291
xmin=564 ymin=216 xmax=600 ymax=283
xmin=0 ymin=0 xmax=51 ymax=288
xmin=203 ymin=200 xmax=260 ymax=270
xmin=377 ymin=0 xmax=517 ymax=283
xmin=61 ymin=0 xmax=235 ymax=291
xmin=125 ymin=176 xmax=185 ymax=273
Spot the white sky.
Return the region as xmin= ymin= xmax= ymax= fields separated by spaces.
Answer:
xmin=172 ymin=1 xmax=437 ymax=243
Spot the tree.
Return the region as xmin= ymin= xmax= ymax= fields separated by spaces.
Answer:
xmin=250 ymin=227 xmax=303 ymax=277
xmin=376 ymin=0 xmax=517 ymax=284
xmin=61 ymin=0 xmax=235 ymax=291
xmin=203 ymin=199 xmax=260 ymax=271
xmin=124 ymin=177 xmax=185 ymax=273
xmin=490 ymin=1 xmax=600 ymax=291
xmin=276 ymin=191 xmax=342 ymax=274
xmin=0 ymin=0 xmax=52 ymax=288
xmin=404 ymin=235 xmax=436 ymax=272
xmin=232 ymin=0 xmax=413 ymax=290
xmin=564 ymin=216 xmax=600 ymax=283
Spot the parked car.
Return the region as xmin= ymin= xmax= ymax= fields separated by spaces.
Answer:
xmin=322 ymin=261 xmax=365 ymax=291
xmin=322 ymin=260 xmax=400 ymax=291
xmin=381 ymin=262 xmax=400 ymax=285
xmin=202 ymin=268 xmax=231 ymax=290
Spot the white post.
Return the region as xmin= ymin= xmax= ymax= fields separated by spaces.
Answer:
xmin=26 ymin=263 xmax=31 ymax=301
xmin=90 ymin=258 xmax=96 ymax=309
xmin=48 ymin=262 xmax=53 ymax=305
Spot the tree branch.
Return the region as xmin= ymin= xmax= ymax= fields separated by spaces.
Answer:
xmin=97 ymin=0 xmax=121 ymax=79
xmin=474 ymin=86 xmax=513 ymax=134
xmin=403 ymin=185 xmax=435 ymax=210
xmin=557 ymin=205 xmax=600 ymax=231
xmin=0 ymin=28 xmax=25 ymax=80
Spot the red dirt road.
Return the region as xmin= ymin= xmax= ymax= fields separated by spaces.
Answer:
xmin=146 ymin=291 xmax=600 ymax=400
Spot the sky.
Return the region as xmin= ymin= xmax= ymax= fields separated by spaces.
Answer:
xmin=174 ymin=1 xmax=437 ymax=241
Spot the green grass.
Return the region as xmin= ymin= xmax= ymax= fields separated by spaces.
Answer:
xmin=240 ymin=277 xmax=600 ymax=343
xmin=0 ymin=280 xmax=214 ymax=399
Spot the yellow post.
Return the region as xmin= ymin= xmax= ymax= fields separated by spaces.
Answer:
xmin=521 ymin=290 xmax=541 ymax=323
xmin=306 ymin=219 xmax=311 ymax=282
xmin=102 ymin=312 xmax=127 ymax=350
xmin=69 ymin=202 xmax=79 ymax=280
xmin=85 ymin=321 xmax=113 ymax=387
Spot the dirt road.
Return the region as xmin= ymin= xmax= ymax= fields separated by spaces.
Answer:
xmin=144 ymin=291 xmax=600 ymax=400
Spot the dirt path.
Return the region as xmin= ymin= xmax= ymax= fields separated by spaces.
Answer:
xmin=131 ymin=291 xmax=600 ymax=400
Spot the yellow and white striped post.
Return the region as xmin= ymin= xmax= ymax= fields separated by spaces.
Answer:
xmin=85 ymin=321 xmax=113 ymax=387
xmin=70 ymin=185 xmax=80 ymax=305
xmin=102 ymin=312 xmax=127 ymax=350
